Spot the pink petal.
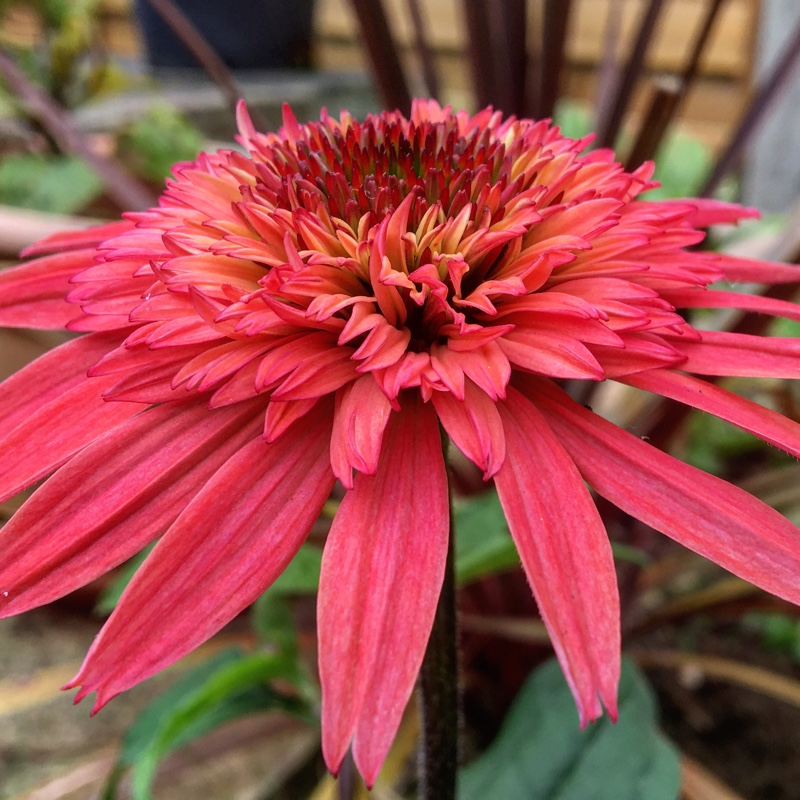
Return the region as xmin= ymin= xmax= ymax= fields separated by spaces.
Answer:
xmin=20 ymin=220 xmax=133 ymax=258
xmin=712 ymin=254 xmax=800 ymax=284
xmin=623 ymin=369 xmax=800 ymax=457
xmin=330 ymin=376 xmax=392 ymax=488
xmin=494 ymin=387 xmax=620 ymax=725
xmin=0 ymin=250 xmax=93 ymax=328
xmin=499 ymin=329 xmax=605 ymax=380
xmin=590 ymin=333 xmax=683 ymax=377
xmin=675 ymin=330 xmax=800 ymax=377
xmin=529 ymin=377 xmax=800 ymax=606
xmin=0 ymin=332 xmax=120 ymax=433
xmin=318 ymin=395 xmax=449 ymax=785
xmin=65 ymin=400 xmax=336 ymax=707
xmin=0 ymin=398 xmax=265 ymax=616
xmin=663 ymin=288 xmax=800 ymax=322
xmin=660 ymin=198 xmax=758 ymax=227
xmin=0 ymin=373 xmax=145 ymax=503
xmin=264 ymin=397 xmax=319 ymax=441
xmin=432 ymin=379 xmax=506 ymax=478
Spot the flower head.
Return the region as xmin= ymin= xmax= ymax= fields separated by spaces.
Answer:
xmin=3 ymin=100 xmax=800 ymax=784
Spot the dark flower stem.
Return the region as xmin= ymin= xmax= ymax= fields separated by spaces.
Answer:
xmin=337 ymin=749 xmax=356 ymax=800
xmin=417 ymin=440 xmax=458 ymax=800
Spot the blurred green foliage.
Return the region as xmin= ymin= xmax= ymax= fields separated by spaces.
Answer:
xmin=0 ymin=152 xmax=102 ymax=212
xmin=116 ymin=105 xmax=205 ymax=183
xmin=744 ymin=612 xmax=800 ymax=662
xmin=105 ymin=647 xmax=314 ymax=800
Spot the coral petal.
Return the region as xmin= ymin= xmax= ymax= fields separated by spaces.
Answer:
xmin=676 ymin=331 xmax=800 ymax=378
xmin=0 ymin=374 xmax=145 ymax=503
xmin=65 ymin=401 xmax=336 ymax=705
xmin=495 ymin=387 xmax=620 ymax=724
xmin=319 ymin=395 xmax=449 ymax=783
xmin=0 ymin=398 xmax=265 ymax=616
xmin=432 ymin=379 xmax=506 ymax=478
xmin=330 ymin=376 xmax=392 ymax=487
xmin=664 ymin=288 xmax=800 ymax=322
xmin=531 ymin=378 xmax=800 ymax=606
xmin=20 ymin=220 xmax=133 ymax=258
xmin=0 ymin=250 xmax=94 ymax=328
xmin=0 ymin=332 xmax=120 ymax=433
xmin=623 ymin=369 xmax=800 ymax=458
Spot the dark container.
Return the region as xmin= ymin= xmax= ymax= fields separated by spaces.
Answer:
xmin=135 ymin=0 xmax=315 ymax=70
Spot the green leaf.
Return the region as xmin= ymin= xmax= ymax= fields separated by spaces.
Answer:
xmin=115 ymin=648 xmax=311 ymax=800
xmin=610 ymin=542 xmax=652 ymax=567
xmin=459 ymin=657 xmax=680 ymax=800
xmin=252 ymin=592 xmax=298 ymax=656
xmin=648 ymin=133 xmax=711 ymax=201
xmin=115 ymin=104 xmax=204 ymax=182
xmin=453 ymin=490 xmax=652 ymax=583
xmin=0 ymin=154 xmax=103 ymax=213
xmin=453 ymin=490 xmax=518 ymax=585
xmin=270 ymin=543 xmax=323 ymax=594
xmin=685 ymin=407 xmax=765 ymax=475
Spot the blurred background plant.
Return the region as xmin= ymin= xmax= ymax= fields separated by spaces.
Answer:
xmin=3 ymin=1 xmax=800 ymax=799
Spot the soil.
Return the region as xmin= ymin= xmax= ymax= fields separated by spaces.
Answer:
xmin=5 ymin=579 xmax=800 ymax=798
xmin=646 ymin=625 xmax=800 ymax=800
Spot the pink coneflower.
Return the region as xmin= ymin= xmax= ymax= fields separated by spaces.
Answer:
xmin=2 ymin=100 xmax=800 ymax=784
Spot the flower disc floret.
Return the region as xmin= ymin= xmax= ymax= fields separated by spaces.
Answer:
xmin=78 ymin=100 xmax=713 ymax=434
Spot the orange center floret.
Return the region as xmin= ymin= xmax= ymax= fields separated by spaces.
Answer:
xmin=81 ymin=103 xmax=704 ymax=413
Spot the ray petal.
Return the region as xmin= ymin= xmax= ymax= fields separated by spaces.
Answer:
xmin=20 ymin=220 xmax=133 ymax=258
xmin=675 ymin=330 xmax=800 ymax=377
xmin=530 ymin=378 xmax=800 ymax=606
xmin=0 ymin=374 xmax=145 ymax=503
xmin=65 ymin=401 xmax=336 ymax=707
xmin=622 ymin=369 xmax=800 ymax=458
xmin=495 ymin=387 xmax=620 ymax=725
xmin=318 ymin=395 xmax=449 ymax=785
xmin=0 ymin=332 xmax=120 ymax=433
xmin=663 ymin=288 xmax=800 ymax=321
xmin=0 ymin=398 xmax=265 ymax=616
xmin=0 ymin=250 xmax=95 ymax=328
xmin=432 ymin=379 xmax=506 ymax=478
xmin=330 ymin=375 xmax=392 ymax=488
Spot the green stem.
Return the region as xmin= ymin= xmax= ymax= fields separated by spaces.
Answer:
xmin=417 ymin=471 xmax=459 ymax=799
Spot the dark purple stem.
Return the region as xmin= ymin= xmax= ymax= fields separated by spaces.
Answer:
xmin=700 ymin=12 xmax=800 ymax=197
xmin=146 ymin=0 xmax=268 ymax=129
xmin=347 ymin=0 xmax=412 ymax=114
xmin=539 ymin=0 xmax=573 ymax=120
xmin=626 ymin=0 xmax=728 ymax=167
xmin=594 ymin=0 xmax=624 ymax=131
xmin=596 ymin=0 xmax=667 ymax=148
xmin=462 ymin=0 xmax=496 ymax=110
xmin=418 ymin=444 xmax=458 ymax=800
xmin=406 ymin=0 xmax=441 ymax=101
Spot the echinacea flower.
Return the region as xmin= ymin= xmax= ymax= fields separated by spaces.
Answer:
xmin=3 ymin=100 xmax=800 ymax=784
